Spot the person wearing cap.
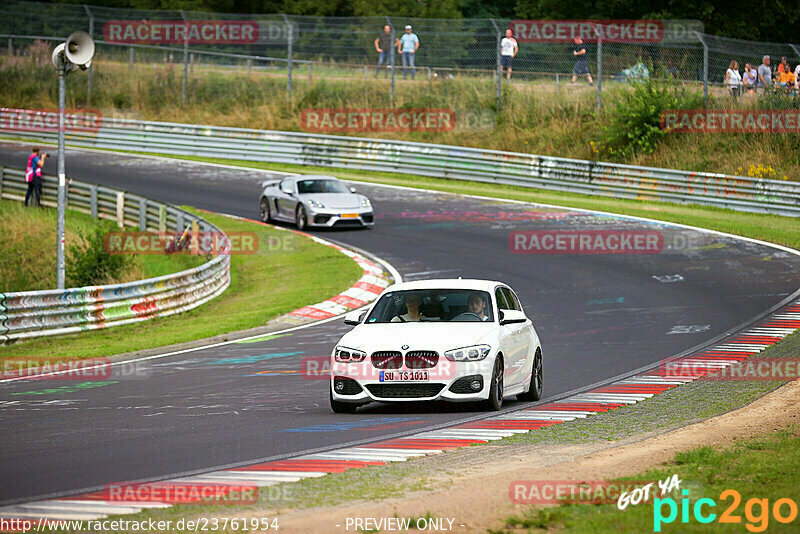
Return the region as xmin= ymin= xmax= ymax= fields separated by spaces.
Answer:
xmin=397 ymin=25 xmax=419 ymax=80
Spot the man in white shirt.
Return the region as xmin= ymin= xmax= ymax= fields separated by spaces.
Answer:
xmin=397 ymin=25 xmax=420 ymax=80
xmin=500 ymin=28 xmax=518 ymax=81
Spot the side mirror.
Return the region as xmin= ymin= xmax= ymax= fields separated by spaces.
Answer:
xmin=344 ymin=310 xmax=365 ymax=326
xmin=349 ymin=187 xmax=357 ymax=193
xmin=500 ymin=309 xmax=527 ymax=325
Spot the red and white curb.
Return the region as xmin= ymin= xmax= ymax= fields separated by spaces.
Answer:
xmin=289 ymin=237 xmax=391 ymax=320
xmin=2 ymin=301 xmax=798 ymax=521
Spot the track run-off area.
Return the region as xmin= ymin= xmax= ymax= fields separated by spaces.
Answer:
xmin=1 ymin=142 xmax=799 ymax=505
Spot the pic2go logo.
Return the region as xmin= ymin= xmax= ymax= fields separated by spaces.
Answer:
xmin=654 ymin=489 xmax=798 ymax=532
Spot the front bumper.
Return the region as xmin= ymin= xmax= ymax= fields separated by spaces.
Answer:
xmin=307 ymin=207 xmax=374 ymax=228
xmin=330 ymin=357 xmax=495 ymax=403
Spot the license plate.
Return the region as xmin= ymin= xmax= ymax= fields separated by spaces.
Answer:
xmin=340 ymin=213 xmax=359 ymax=218
xmin=379 ymin=370 xmax=430 ymax=382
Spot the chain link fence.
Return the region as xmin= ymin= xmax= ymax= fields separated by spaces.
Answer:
xmin=2 ymin=0 xmax=800 ymax=109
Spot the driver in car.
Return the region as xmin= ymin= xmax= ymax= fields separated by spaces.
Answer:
xmin=468 ymin=293 xmax=491 ymax=321
xmin=391 ymin=293 xmax=422 ymax=322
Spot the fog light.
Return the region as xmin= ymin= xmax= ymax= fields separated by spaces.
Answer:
xmin=335 ymin=381 xmax=345 ymax=392
xmin=470 ymin=380 xmax=482 ymax=391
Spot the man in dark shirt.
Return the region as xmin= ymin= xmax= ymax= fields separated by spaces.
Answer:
xmin=374 ymin=25 xmax=395 ymax=78
xmin=571 ymin=37 xmax=593 ymax=86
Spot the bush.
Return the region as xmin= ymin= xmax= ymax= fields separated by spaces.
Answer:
xmin=601 ymin=81 xmax=704 ymax=158
xmin=66 ymin=224 xmax=130 ymax=287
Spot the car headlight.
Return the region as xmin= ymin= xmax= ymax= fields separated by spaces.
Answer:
xmin=334 ymin=346 xmax=366 ymax=362
xmin=360 ymin=197 xmax=371 ymax=208
xmin=306 ymin=199 xmax=325 ymax=209
xmin=444 ymin=344 xmax=492 ymax=362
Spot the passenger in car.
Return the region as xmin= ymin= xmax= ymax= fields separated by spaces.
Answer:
xmin=391 ymin=293 xmax=422 ymax=322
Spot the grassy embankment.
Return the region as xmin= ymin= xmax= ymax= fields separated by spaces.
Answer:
xmin=0 ymin=199 xmax=203 ymax=291
xmin=0 ymin=204 xmax=362 ymax=360
xmin=1 ymin=53 xmax=798 ymax=180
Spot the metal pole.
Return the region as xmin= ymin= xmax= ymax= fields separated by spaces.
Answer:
xmin=490 ymin=19 xmax=501 ymax=108
xmin=695 ymin=32 xmax=708 ymax=108
xmin=129 ymin=46 xmax=133 ymax=68
xmin=6 ymin=37 xmax=11 ymax=57
xmin=283 ymin=15 xmax=293 ymax=99
xmin=790 ymin=44 xmax=800 ymax=63
xmin=84 ymin=5 xmax=93 ymax=105
xmin=308 ymin=62 xmax=312 ymax=82
xmin=596 ymin=34 xmax=602 ymax=111
xmin=556 ymin=73 xmax=559 ymax=93
xmin=56 ymin=67 xmax=67 ymax=289
xmin=180 ymin=10 xmax=188 ymax=104
xmin=387 ymin=16 xmax=395 ymax=106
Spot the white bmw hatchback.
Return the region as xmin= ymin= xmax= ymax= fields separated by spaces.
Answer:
xmin=330 ymin=279 xmax=543 ymax=413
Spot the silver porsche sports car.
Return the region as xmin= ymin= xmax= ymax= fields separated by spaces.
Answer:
xmin=259 ymin=175 xmax=374 ymax=230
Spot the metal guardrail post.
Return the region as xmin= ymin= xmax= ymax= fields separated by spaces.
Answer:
xmin=695 ymin=32 xmax=709 ymax=108
xmin=89 ymin=184 xmax=97 ymax=218
xmin=180 ymin=10 xmax=189 ymax=104
xmin=84 ymin=5 xmax=94 ymax=105
xmin=159 ymin=204 xmax=166 ymax=232
xmin=283 ymin=15 xmax=293 ymax=99
xmin=176 ymin=211 xmax=184 ymax=232
xmin=139 ymin=198 xmax=147 ymax=230
xmin=0 ymin=166 xmax=4 ymax=197
xmin=116 ymin=191 xmax=125 ymax=228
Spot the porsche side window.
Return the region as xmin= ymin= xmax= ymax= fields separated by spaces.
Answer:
xmin=280 ymin=179 xmax=293 ymax=194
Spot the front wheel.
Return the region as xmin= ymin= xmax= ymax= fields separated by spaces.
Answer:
xmin=517 ymin=348 xmax=543 ymax=401
xmin=485 ymin=356 xmax=504 ymax=411
xmin=330 ymin=387 xmax=359 ymax=414
xmin=296 ymin=205 xmax=308 ymax=231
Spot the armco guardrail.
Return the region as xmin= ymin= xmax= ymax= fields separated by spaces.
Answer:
xmin=2 ymin=113 xmax=800 ymax=216
xmin=0 ymin=167 xmax=230 ymax=343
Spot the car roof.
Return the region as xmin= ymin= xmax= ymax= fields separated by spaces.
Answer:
xmin=291 ymin=175 xmax=339 ymax=181
xmin=384 ymin=279 xmax=508 ymax=292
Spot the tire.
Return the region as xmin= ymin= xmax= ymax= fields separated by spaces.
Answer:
xmin=485 ymin=355 xmax=504 ymax=411
xmin=296 ymin=204 xmax=308 ymax=231
xmin=259 ymin=197 xmax=272 ymax=223
xmin=517 ymin=348 xmax=543 ymax=401
xmin=330 ymin=387 xmax=359 ymax=414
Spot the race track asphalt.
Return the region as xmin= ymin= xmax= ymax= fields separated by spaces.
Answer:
xmin=1 ymin=143 xmax=798 ymax=503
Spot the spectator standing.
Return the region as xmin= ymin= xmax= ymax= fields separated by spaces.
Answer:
xmin=374 ymin=25 xmax=395 ymax=78
xmin=777 ymin=65 xmax=795 ymax=93
xmin=24 ymin=147 xmax=46 ymax=207
xmin=571 ymin=37 xmax=593 ymax=85
xmin=724 ymin=60 xmax=742 ymax=100
xmin=397 ymin=25 xmax=419 ymax=80
xmin=742 ymin=63 xmax=757 ymax=93
xmin=757 ymin=56 xmax=772 ymax=90
xmin=499 ymin=28 xmax=518 ymax=81
xmin=794 ymin=64 xmax=800 ymax=90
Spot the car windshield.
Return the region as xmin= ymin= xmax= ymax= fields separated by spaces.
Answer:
xmin=365 ymin=290 xmax=494 ymax=323
xmin=297 ymin=179 xmax=350 ymax=194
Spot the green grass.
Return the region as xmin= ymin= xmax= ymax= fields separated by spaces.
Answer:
xmin=0 ymin=199 xmax=203 ymax=292
xmin=0 ymin=208 xmax=362 ymax=360
xmin=495 ymin=426 xmax=800 ymax=533
xmin=2 ymin=54 xmax=799 ymax=180
xmin=133 ymin=154 xmax=800 ymax=251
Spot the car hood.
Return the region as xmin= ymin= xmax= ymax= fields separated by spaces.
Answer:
xmin=336 ymin=321 xmax=498 ymax=354
xmin=299 ymin=193 xmax=361 ymax=209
